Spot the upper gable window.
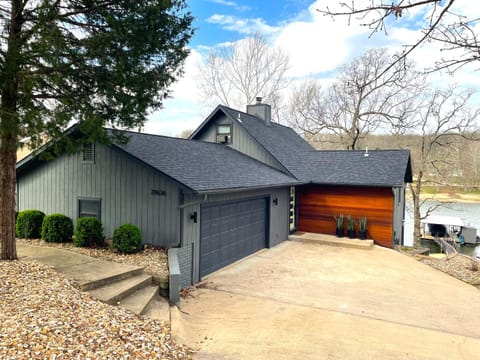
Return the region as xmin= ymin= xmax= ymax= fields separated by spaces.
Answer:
xmin=216 ymin=125 xmax=232 ymax=144
xmin=82 ymin=143 xmax=95 ymax=163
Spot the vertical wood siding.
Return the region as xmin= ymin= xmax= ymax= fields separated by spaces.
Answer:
xmin=298 ymin=185 xmax=394 ymax=248
xmin=196 ymin=114 xmax=285 ymax=171
xmin=17 ymin=144 xmax=181 ymax=247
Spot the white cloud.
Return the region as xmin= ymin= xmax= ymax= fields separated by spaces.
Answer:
xmin=144 ymin=0 xmax=480 ymax=136
xmin=206 ymin=14 xmax=280 ymax=35
xmin=275 ymin=1 xmax=373 ymax=77
xmin=145 ymin=49 xmax=209 ymax=136
xmin=209 ymin=0 xmax=250 ymax=12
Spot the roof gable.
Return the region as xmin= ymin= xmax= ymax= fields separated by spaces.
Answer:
xmin=17 ymin=127 xmax=299 ymax=193
xmin=191 ymin=105 xmax=315 ymax=177
xmin=190 ymin=105 xmax=412 ymax=187
xmin=115 ymin=132 xmax=299 ymax=193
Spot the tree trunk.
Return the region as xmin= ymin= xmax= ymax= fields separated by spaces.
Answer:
xmin=410 ymin=177 xmax=422 ymax=248
xmin=0 ymin=144 xmax=17 ymax=260
xmin=0 ymin=0 xmax=23 ymax=260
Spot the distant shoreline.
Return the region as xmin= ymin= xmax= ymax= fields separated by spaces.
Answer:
xmin=417 ymin=193 xmax=480 ymax=204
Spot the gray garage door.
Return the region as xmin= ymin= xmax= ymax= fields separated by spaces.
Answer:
xmin=200 ymin=198 xmax=267 ymax=277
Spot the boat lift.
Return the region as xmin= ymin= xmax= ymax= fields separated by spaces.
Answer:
xmin=420 ymin=215 xmax=479 ymax=255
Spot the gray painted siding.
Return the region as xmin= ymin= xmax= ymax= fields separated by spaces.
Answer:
xmin=196 ymin=114 xmax=285 ymax=171
xmin=180 ymin=187 xmax=290 ymax=285
xmin=17 ymin=143 xmax=181 ymax=247
xmin=177 ymin=243 xmax=193 ymax=288
xmin=393 ymin=186 xmax=406 ymax=246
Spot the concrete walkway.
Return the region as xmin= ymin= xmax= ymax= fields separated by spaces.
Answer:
xmin=173 ymin=240 xmax=480 ymax=359
xmin=16 ymin=243 xmax=142 ymax=289
xmin=16 ymin=243 xmax=170 ymax=321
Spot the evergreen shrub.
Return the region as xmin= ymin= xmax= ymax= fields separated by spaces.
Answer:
xmin=16 ymin=210 xmax=45 ymax=239
xmin=41 ymin=214 xmax=74 ymax=243
xmin=112 ymin=224 xmax=143 ymax=254
xmin=73 ymin=217 xmax=104 ymax=247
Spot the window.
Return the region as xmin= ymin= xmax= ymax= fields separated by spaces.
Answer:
xmin=82 ymin=143 xmax=95 ymax=162
xmin=78 ymin=198 xmax=101 ymax=219
xmin=216 ymin=124 xmax=232 ymax=144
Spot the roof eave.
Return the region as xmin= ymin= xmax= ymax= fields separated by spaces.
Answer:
xmin=305 ymin=181 xmax=403 ymax=188
xmin=16 ymin=123 xmax=81 ymax=174
xmin=194 ymin=182 xmax=299 ymax=195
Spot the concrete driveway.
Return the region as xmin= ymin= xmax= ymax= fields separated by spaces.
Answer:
xmin=172 ymin=240 xmax=480 ymax=359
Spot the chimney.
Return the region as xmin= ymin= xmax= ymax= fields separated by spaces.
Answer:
xmin=246 ymin=97 xmax=271 ymax=126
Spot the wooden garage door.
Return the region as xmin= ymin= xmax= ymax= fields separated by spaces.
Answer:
xmin=200 ymin=198 xmax=267 ymax=277
xmin=298 ymin=185 xmax=394 ymax=248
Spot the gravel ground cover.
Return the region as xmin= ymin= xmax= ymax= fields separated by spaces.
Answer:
xmin=419 ymin=254 xmax=480 ymax=286
xmin=398 ymin=246 xmax=480 ymax=286
xmin=16 ymin=239 xmax=168 ymax=278
xmin=0 ymin=260 xmax=190 ymax=359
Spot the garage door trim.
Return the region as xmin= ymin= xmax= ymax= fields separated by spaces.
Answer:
xmin=199 ymin=197 xmax=269 ymax=278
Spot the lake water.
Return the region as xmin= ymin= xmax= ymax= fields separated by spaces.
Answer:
xmin=404 ymin=199 xmax=480 ymax=258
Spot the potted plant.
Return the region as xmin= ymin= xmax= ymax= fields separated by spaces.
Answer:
xmin=359 ymin=216 xmax=367 ymax=240
xmin=346 ymin=215 xmax=355 ymax=238
xmin=334 ymin=213 xmax=344 ymax=237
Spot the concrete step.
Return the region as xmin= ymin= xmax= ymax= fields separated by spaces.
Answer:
xmin=87 ymin=273 xmax=152 ymax=305
xmin=289 ymin=232 xmax=374 ymax=250
xmin=79 ymin=265 xmax=144 ymax=291
xmin=119 ymin=285 xmax=159 ymax=315
xmin=143 ymin=296 xmax=171 ymax=322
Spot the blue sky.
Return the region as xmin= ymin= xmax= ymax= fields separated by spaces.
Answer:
xmin=144 ymin=0 xmax=480 ymax=136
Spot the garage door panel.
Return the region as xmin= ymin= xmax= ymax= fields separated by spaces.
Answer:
xmin=200 ymin=198 xmax=267 ymax=277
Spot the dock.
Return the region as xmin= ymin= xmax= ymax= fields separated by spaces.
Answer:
xmin=431 ymin=236 xmax=458 ymax=256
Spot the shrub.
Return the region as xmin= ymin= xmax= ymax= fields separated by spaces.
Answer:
xmin=112 ymin=224 xmax=143 ymax=254
xmin=41 ymin=214 xmax=74 ymax=243
xmin=16 ymin=210 xmax=45 ymax=238
xmin=74 ymin=217 xmax=104 ymax=247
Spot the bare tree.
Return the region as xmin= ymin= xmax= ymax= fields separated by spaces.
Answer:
xmin=197 ymin=33 xmax=290 ymax=119
xmin=177 ymin=128 xmax=193 ymax=139
xmin=317 ymin=1 xmax=480 ymax=73
xmin=288 ymin=48 xmax=420 ymax=150
xmin=394 ymin=86 xmax=479 ymax=246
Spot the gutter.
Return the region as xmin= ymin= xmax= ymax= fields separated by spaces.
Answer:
xmin=194 ymin=182 xmax=300 ymax=195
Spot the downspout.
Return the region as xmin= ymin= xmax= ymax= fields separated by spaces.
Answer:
xmin=170 ymin=193 xmax=208 ymax=304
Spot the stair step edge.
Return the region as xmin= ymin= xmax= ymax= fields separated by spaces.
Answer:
xmin=80 ymin=267 xmax=144 ymax=291
xmin=88 ymin=273 xmax=152 ymax=304
xmin=119 ymin=285 xmax=159 ymax=315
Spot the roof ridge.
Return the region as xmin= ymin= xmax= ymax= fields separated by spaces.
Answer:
xmin=109 ymin=128 xmax=233 ymax=147
xmin=312 ymin=149 xmax=409 ymax=153
xmin=220 ymin=143 xmax=299 ymax=179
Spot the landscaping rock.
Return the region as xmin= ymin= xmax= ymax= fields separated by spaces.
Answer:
xmin=0 ymin=260 xmax=190 ymax=359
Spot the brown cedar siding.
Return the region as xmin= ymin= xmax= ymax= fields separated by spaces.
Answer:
xmin=298 ymin=185 xmax=394 ymax=248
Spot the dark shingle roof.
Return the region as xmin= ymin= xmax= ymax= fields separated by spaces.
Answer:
xmin=204 ymin=106 xmax=412 ymax=187
xmin=114 ymin=132 xmax=298 ymax=193
xmin=290 ymin=149 xmax=412 ymax=186
xmin=219 ymin=106 xmax=315 ymax=176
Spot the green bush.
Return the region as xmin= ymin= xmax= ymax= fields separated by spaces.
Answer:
xmin=16 ymin=210 xmax=45 ymax=239
xmin=41 ymin=214 xmax=74 ymax=243
xmin=74 ymin=217 xmax=104 ymax=247
xmin=112 ymin=224 xmax=143 ymax=254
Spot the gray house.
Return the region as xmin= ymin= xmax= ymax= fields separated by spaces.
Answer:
xmin=16 ymin=99 xmax=412 ymax=290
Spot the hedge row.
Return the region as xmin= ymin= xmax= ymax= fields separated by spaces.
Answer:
xmin=15 ymin=210 xmax=142 ymax=253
